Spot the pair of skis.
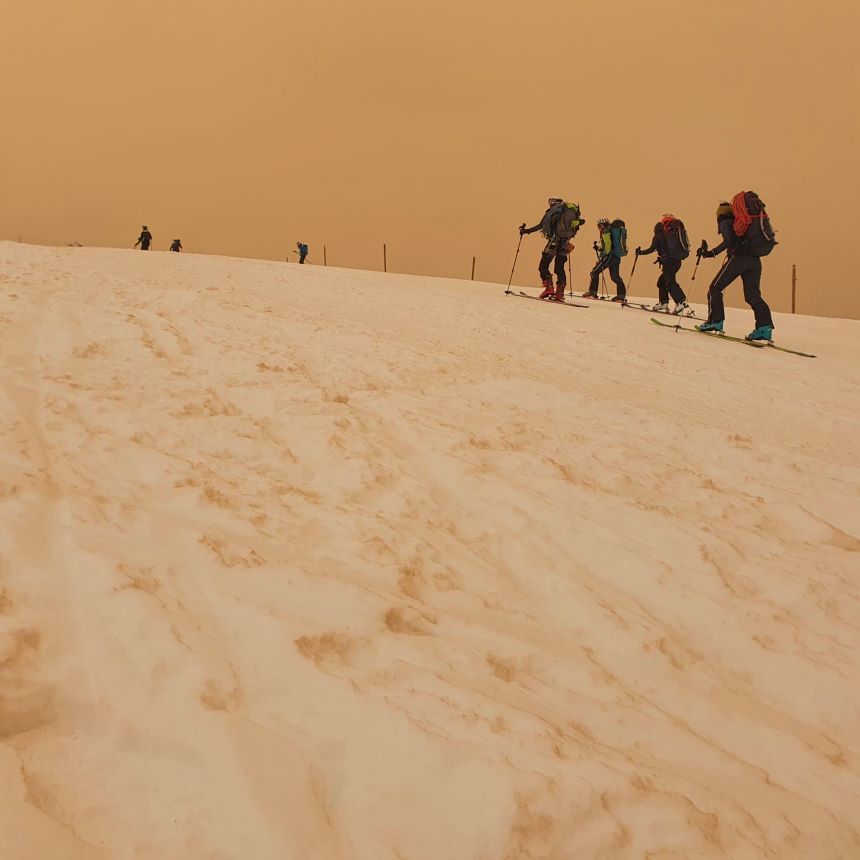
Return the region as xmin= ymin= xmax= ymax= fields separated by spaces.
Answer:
xmin=511 ymin=291 xmax=590 ymax=309
xmin=649 ymin=317 xmax=816 ymax=358
xmin=505 ymin=292 xmax=817 ymax=358
xmin=623 ymin=301 xmax=703 ymax=322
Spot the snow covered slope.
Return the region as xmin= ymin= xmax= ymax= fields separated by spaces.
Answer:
xmin=1 ymin=242 xmax=858 ymax=859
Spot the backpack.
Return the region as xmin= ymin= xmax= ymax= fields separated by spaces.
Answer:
xmin=731 ymin=191 xmax=776 ymax=257
xmin=555 ymin=203 xmax=584 ymax=241
xmin=662 ymin=217 xmax=690 ymax=260
xmin=610 ymin=219 xmax=627 ymax=257
xmin=542 ymin=202 xmax=566 ymax=239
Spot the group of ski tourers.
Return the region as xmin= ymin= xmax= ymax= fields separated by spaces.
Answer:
xmin=133 ymin=227 xmax=309 ymax=263
xmin=518 ymin=191 xmax=776 ymax=341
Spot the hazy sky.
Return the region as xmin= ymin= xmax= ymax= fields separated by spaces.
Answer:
xmin=2 ymin=0 xmax=859 ymax=318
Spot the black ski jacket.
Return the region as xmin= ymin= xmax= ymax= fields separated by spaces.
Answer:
xmin=710 ymin=215 xmax=738 ymax=257
xmin=638 ymin=231 xmax=668 ymax=261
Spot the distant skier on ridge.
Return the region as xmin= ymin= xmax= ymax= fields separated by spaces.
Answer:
xmin=169 ymin=239 xmax=182 ymax=252
xmin=134 ymin=226 xmax=152 ymax=251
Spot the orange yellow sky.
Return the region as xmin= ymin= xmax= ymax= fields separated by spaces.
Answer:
xmin=2 ymin=0 xmax=859 ymax=317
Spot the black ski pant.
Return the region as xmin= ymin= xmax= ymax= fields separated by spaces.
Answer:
xmin=139 ymin=242 xmax=150 ymax=250
xmin=539 ymin=242 xmax=569 ymax=285
xmin=589 ymin=255 xmax=625 ymax=297
xmin=299 ymin=253 xmax=307 ymax=264
xmin=657 ymin=258 xmax=686 ymax=305
xmin=707 ymin=254 xmax=773 ymax=328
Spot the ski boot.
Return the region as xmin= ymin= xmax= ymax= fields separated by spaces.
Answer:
xmin=651 ymin=302 xmax=669 ymax=312
xmin=672 ymin=302 xmax=692 ymax=316
xmin=538 ymin=278 xmax=554 ymax=299
xmin=696 ymin=320 xmax=724 ymax=333
xmin=745 ymin=325 xmax=774 ymax=342
xmin=552 ymin=283 xmax=566 ymax=301
xmin=611 ymin=295 xmax=626 ymax=303
xmin=581 ymin=290 xmax=599 ymax=299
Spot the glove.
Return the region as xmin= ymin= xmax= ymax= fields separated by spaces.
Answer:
xmin=699 ymin=249 xmax=714 ymax=259
xmin=635 ymin=247 xmax=641 ymax=256
xmin=519 ymin=225 xmax=526 ymax=235
xmin=565 ymin=242 xmax=574 ymax=253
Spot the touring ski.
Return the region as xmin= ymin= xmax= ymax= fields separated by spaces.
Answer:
xmin=650 ymin=317 xmax=816 ymax=358
xmin=515 ymin=291 xmax=589 ymax=308
xmin=623 ymin=302 xmax=704 ymax=321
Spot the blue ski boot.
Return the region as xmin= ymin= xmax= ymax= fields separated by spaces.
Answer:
xmin=745 ymin=325 xmax=774 ymax=342
xmin=696 ymin=320 xmax=724 ymax=333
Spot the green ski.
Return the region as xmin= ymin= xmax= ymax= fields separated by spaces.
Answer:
xmin=649 ymin=317 xmax=816 ymax=358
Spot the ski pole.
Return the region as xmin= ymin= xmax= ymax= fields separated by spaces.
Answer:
xmin=568 ymin=253 xmax=573 ymax=298
xmin=505 ymin=224 xmax=526 ymax=295
xmin=690 ymin=240 xmax=705 ymax=283
xmin=675 ymin=240 xmax=708 ymax=332
xmin=624 ymin=252 xmax=640 ymax=307
xmin=594 ymin=246 xmax=608 ymax=297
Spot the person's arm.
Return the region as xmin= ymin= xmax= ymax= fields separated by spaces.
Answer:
xmin=706 ymin=219 xmax=733 ymax=256
xmin=520 ymin=214 xmax=544 ymax=235
xmin=637 ymin=239 xmax=657 ymax=256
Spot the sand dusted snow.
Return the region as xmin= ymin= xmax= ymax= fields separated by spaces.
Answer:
xmin=1 ymin=242 xmax=858 ymax=859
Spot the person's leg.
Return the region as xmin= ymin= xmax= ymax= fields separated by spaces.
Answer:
xmin=552 ymin=253 xmax=568 ymax=299
xmin=609 ymin=257 xmax=626 ymax=298
xmin=538 ymin=251 xmax=554 ymax=296
xmin=665 ymin=259 xmax=686 ymax=303
xmin=656 ymin=269 xmax=669 ymax=305
xmin=539 ymin=252 xmax=552 ymax=282
xmin=740 ymin=257 xmax=773 ymax=328
xmin=587 ymin=257 xmax=607 ymax=294
xmin=706 ymin=257 xmax=740 ymax=323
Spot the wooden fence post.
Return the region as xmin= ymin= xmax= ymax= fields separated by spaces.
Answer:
xmin=792 ymin=264 xmax=796 ymax=314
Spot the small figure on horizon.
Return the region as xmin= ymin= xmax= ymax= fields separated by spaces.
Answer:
xmin=636 ymin=215 xmax=692 ymax=315
xmin=584 ymin=218 xmax=627 ymax=301
xmin=169 ymin=239 xmax=182 ymax=252
xmin=134 ymin=226 xmax=153 ymax=250
xmin=519 ymin=197 xmax=585 ymax=300
xmin=697 ymin=193 xmax=776 ymax=341
xmin=297 ymin=242 xmax=308 ymax=264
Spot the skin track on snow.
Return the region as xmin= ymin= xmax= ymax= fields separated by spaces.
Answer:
xmin=649 ymin=317 xmax=817 ymax=358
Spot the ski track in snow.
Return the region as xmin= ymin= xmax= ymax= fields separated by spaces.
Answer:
xmin=0 ymin=241 xmax=858 ymax=859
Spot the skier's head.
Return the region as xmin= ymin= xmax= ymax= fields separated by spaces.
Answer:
xmin=547 ymin=197 xmax=563 ymax=206
xmin=716 ymin=201 xmax=732 ymax=219
xmin=142 ymin=225 xmax=148 ymax=230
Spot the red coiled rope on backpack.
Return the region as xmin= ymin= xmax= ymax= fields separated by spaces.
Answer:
xmin=731 ymin=191 xmax=764 ymax=236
